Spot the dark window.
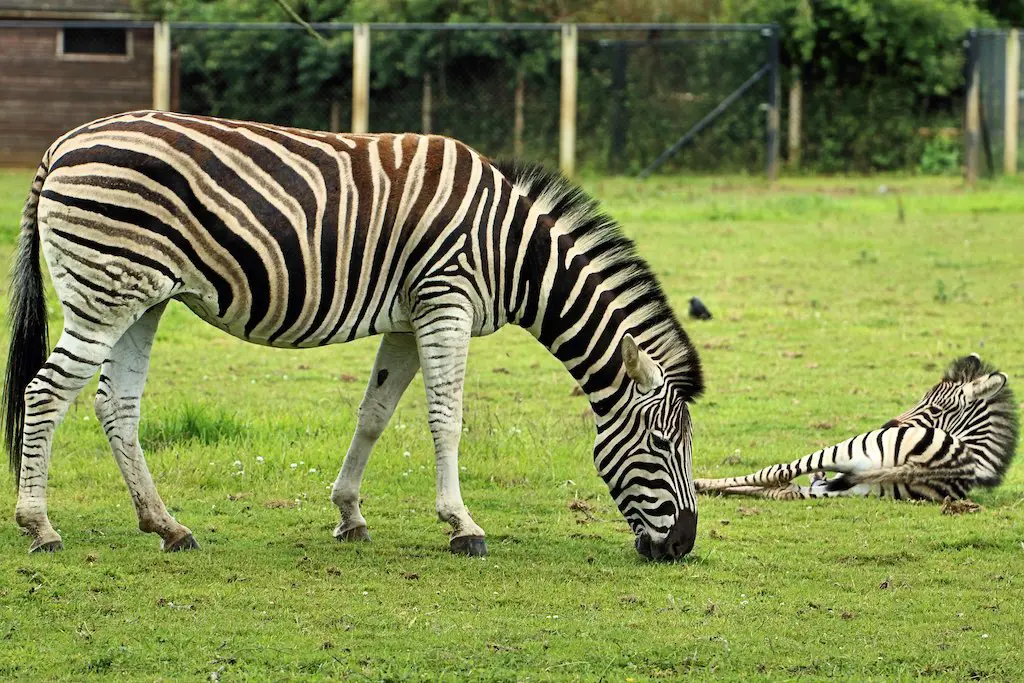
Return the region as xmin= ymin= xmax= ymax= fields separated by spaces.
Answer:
xmin=62 ymin=28 xmax=128 ymax=56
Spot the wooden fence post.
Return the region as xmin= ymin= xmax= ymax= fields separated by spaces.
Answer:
xmin=152 ymin=21 xmax=172 ymax=111
xmin=329 ymin=101 xmax=343 ymax=133
xmin=560 ymin=24 xmax=578 ymax=177
xmin=788 ymin=72 xmax=802 ymax=168
xmin=765 ymin=26 xmax=780 ymax=181
xmin=1004 ymin=29 xmax=1020 ymax=175
xmin=351 ymin=23 xmax=370 ymax=134
xmin=421 ymin=72 xmax=433 ymax=134
xmin=965 ymin=31 xmax=981 ymax=185
xmin=513 ymin=69 xmax=525 ymax=158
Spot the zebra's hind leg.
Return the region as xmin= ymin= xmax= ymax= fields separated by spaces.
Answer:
xmin=94 ymin=302 xmax=196 ymax=551
xmin=15 ymin=322 xmax=128 ymax=552
xmin=331 ymin=333 xmax=420 ymax=543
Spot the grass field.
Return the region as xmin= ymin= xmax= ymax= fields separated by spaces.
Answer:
xmin=0 ymin=167 xmax=1022 ymax=680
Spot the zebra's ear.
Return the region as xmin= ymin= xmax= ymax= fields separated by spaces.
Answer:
xmin=965 ymin=372 xmax=1007 ymax=402
xmin=621 ymin=334 xmax=664 ymax=394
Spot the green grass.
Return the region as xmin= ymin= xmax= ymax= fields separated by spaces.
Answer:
xmin=1 ymin=167 xmax=1023 ymax=680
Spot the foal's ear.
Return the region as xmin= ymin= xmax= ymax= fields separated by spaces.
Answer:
xmin=620 ymin=335 xmax=664 ymax=394
xmin=965 ymin=372 xmax=1007 ymax=402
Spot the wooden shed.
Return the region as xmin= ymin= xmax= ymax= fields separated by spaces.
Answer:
xmin=0 ymin=0 xmax=156 ymax=166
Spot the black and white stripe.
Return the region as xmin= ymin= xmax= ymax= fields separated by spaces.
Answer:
xmin=3 ymin=111 xmax=703 ymax=559
xmin=696 ymin=355 xmax=1017 ymax=501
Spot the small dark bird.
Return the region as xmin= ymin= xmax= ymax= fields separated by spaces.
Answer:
xmin=688 ymin=297 xmax=713 ymax=321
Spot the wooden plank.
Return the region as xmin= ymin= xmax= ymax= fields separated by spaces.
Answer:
xmin=1005 ymin=29 xmax=1020 ymax=175
xmin=965 ymin=34 xmax=981 ymax=185
xmin=152 ymin=21 xmax=171 ymax=111
xmin=351 ymin=23 xmax=370 ymax=134
xmin=559 ymin=24 xmax=578 ymax=177
xmin=514 ymin=69 xmax=525 ymax=158
xmin=788 ymin=74 xmax=801 ymax=168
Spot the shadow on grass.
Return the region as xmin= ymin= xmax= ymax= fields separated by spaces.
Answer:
xmin=141 ymin=403 xmax=248 ymax=451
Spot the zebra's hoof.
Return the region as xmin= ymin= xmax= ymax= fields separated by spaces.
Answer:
xmin=29 ymin=538 xmax=64 ymax=553
xmin=164 ymin=533 xmax=200 ymax=552
xmin=335 ymin=525 xmax=371 ymax=542
xmin=449 ymin=535 xmax=487 ymax=557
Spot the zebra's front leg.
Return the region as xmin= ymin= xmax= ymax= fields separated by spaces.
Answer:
xmin=412 ymin=303 xmax=486 ymax=557
xmin=95 ymin=303 xmax=196 ymax=551
xmin=331 ymin=333 xmax=420 ymax=542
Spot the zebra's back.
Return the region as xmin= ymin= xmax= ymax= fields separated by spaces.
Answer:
xmin=37 ymin=110 xmax=507 ymax=348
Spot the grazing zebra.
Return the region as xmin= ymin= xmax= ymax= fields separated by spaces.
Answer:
xmin=2 ymin=111 xmax=703 ymax=560
xmin=696 ymin=355 xmax=1018 ymax=500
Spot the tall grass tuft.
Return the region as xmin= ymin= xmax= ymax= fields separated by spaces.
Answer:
xmin=142 ymin=403 xmax=247 ymax=451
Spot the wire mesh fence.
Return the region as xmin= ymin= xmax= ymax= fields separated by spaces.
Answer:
xmin=365 ymin=26 xmax=562 ymax=167
xmin=0 ymin=19 xmax=778 ymax=175
xmin=171 ymin=22 xmax=777 ymax=175
xmin=174 ymin=24 xmax=355 ymax=132
xmin=575 ymin=26 xmax=774 ymax=175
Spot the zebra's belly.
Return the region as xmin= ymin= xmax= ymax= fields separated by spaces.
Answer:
xmin=174 ymin=292 xmax=414 ymax=348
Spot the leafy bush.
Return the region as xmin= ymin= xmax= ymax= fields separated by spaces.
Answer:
xmin=918 ymin=135 xmax=962 ymax=175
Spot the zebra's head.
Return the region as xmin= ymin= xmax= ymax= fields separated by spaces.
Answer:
xmin=883 ymin=354 xmax=1018 ymax=485
xmin=595 ymin=334 xmax=699 ymax=562
xmin=884 ymin=354 xmax=1008 ymax=431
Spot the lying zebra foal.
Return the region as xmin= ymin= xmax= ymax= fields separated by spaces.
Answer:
xmin=697 ymin=355 xmax=1018 ymax=500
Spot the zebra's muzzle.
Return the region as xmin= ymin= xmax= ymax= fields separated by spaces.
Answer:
xmin=635 ymin=509 xmax=697 ymax=561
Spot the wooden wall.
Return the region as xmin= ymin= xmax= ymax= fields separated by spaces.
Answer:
xmin=0 ymin=27 xmax=154 ymax=166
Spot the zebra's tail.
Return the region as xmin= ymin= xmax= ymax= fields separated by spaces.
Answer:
xmin=3 ymin=162 xmax=51 ymax=488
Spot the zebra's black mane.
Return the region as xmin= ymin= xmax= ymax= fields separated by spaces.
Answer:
xmin=494 ymin=159 xmax=703 ymax=401
xmin=942 ymin=355 xmax=1019 ymax=486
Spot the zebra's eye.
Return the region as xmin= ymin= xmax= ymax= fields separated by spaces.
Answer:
xmin=927 ymin=406 xmax=941 ymax=415
xmin=650 ymin=434 xmax=671 ymax=452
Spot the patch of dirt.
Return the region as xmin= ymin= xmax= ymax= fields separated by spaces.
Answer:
xmin=492 ymin=367 xmax=511 ymax=375
xmin=701 ymin=338 xmax=733 ymax=351
xmin=781 ymin=350 xmax=804 ymax=359
xmin=568 ymin=498 xmax=597 ymax=523
xmin=337 ymin=373 xmax=359 ymax=382
xmin=941 ymin=497 xmax=982 ymax=515
xmin=263 ymin=499 xmax=296 ymax=509
xmin=811 ymin=421 xmax=836 ymax=430
xmin=738 ymin=506 xmax=760 ymax=516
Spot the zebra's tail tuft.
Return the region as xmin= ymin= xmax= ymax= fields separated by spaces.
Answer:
xmin=3 ymin=164 xmax=51 ymax=488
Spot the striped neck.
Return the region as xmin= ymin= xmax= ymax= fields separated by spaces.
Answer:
xmin=496 ymin=162 xmax=702 ymax=414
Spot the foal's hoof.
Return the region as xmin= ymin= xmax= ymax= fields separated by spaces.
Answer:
xmin=336 ymin=525 xmax=372 ymax=542
xmin=29 ymin=539 xmax=63 ymax=553
xmin=163 ymin=534 xmax=200 ymax=552
xmin=449 ymin=535 xmax=487 ymax=557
